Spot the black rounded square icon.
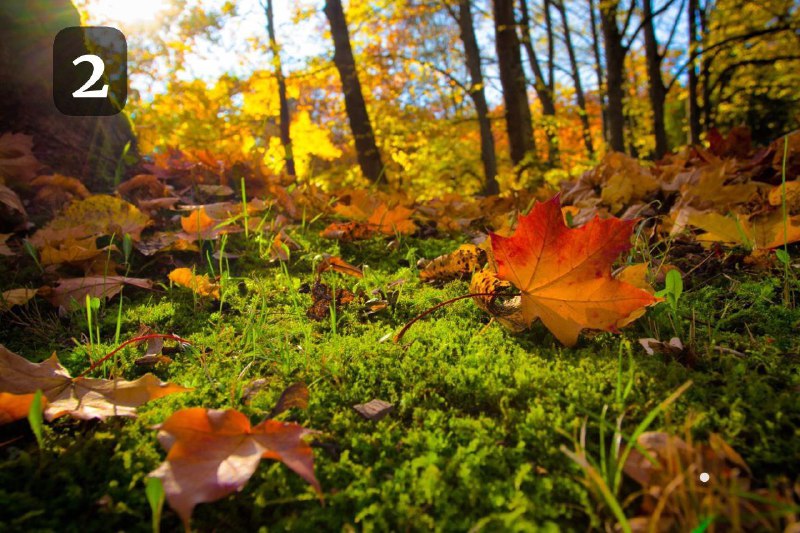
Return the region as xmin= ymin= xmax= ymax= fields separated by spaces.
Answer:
xmin=53 ymin=26 xmax=127 ymax=116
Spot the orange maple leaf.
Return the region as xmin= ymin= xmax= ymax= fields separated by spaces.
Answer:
xmin=490 ymin=196 xmax=659 ymax=346
xmin=149 ymin=408 xmax=320 ymax=528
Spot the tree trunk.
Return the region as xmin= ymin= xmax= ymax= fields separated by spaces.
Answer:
xmin=493 ymin=0 xmax=536 ymax=167
xmin=555 ymin=0 xmax=594 ymax=157
xmin=687 ymin=0 xmax=701 ymax=144
xmin=519 ymin=0 xmax=559 ymax=165
xmin=642 ymin=0 xmax=668 ymax=159
xmin=265 ymin=0 xmax=295 ymax=177
xmin=600 ymin=0 xmax=626 ymax=153
xmin=457 ymin=0 xmax=499 ymax=195
xmin=323 ymin=0 xmax=385 ymax=183
xmin=588 ymin=0 xmax=608 ymax=145
xmin=0 ymin=0 xmax=137 ymax=192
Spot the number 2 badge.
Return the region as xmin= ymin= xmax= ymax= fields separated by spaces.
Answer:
xmin=53 ymin=26 xmax=127 ymax=116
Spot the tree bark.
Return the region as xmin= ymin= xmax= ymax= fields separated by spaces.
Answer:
xmin=588 ymin=0 xmax=608 ymax=144
xmin=600 ymin=0 xmax=626 ymax=152
xmin=456 ymin=0 xmax=499 ymax=195
xmin=555 ymin=0 xmax=594 ymax=157
xmin=687 ymin=0 xmax=701 ymax=143
xmin=519 ymin=0 xmax=559 ymax=165
xmin=323 ymin=0 xmax=386 ymax=183
xmin=493 ymin=0 xmax=536 ymax=167
xmin=642 ymin=0 xmax=668 ymax=159
xmin=265 ymin=0 xmax=296 ymax=177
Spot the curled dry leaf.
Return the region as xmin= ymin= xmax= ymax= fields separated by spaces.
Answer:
xmin=0 ymin=132 xmax=40 ymax=185
xmin=148 ymin=407 xmax=320 ymax=528
xmin=490 ymin=196 xmax=659 ymax=346
xmin=30 ymin=174 xmax=91 ymax=211
xmin=469 ymin=270 xmax=526 ymax=333
xmin=168 ymin=267 xmax=220 ymax=299
xmin=0 ymin=391 xmax=45 ymax=425
xmin=304 ymin=281 xmax=355 ymax=321
xmin=267 ymin=382 xmax=309 ymax=419
xmin=316 ymin=254 xmax=363 ymax=278
xmin=0 ymin=345 xmax=189 ymax=421
xmin=353 ymin=399 xmax=394 ymax=421
xmin=419 ymin=244 xmax=487 ymax=284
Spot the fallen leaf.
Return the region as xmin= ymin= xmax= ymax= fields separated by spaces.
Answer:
xmin=0 ymin=345 xmax=189 ymax=421
xmin=304 ymin=281 xmax=355 ymax=321
xmin=149 ymin=408 xmax=320 ymax=528
xmin=353 ymin=399 xmax=394 ymax=421
xmin=767 ymin=181 xmax=800 ymax=212
xmin=40 ymin=276 xmax=153 ymax=311
xmin=615 ymin=263 xmax=678 ymax=294
xmin=469 ymin=269 xmax=526 ymax=333
xmin=0 ymin=133 xmax=40 ymax=185
xmin=0 ymin=391 xmax=45 ymax=425
xmin=30 ymin=174 xmax=91 ymax=211
xmin=316 ymin=254 xmax=363 ymax=278
xmin=320 ymin=221 xmax=376 ymax=241
xmin=117 ymin=174 xmax=170 ymax=201
xmin=638 ymin=337 xmax=695 ymax=367
xmin=180 ymin=207 xmax=217 ymax=236
xmin=490 ymin=196 xmax=659 ymax=346
xmin=39 ymin=236 xmax=106 ymax=266
xmin=168 ymin=268 xmax=220 ymax=299
xmin=0 ymin=184 xmax=27 ymax=219
xmin=267 ymin=382 xmax=309 ymax=419
xmin=419 ymin=244 xmax=487 ymax=284
xmin=0 ymin=233 xmax=13 ymax=256
xmin=678 ymin=208 xmax=800 ymax=250
xmin=33 ymin=195 xmax=150 ymax=244
xmin=1 ymin=288 xmax=39 ymax=311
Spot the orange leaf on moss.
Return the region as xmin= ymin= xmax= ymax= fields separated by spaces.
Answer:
xmin=490 ymin=196 xmax=659 ymax=346
xmin=149 ymin=408 xmax=320 ymax=528
xmin=168 ymin=267 xmax=220 ymax=299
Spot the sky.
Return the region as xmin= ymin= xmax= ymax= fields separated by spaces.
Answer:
xmin=75 ymin=0 xmax=327 ymax=98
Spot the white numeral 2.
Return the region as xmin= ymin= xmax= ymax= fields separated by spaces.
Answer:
xmin=71 ymin=54 xmax=109 ymax=99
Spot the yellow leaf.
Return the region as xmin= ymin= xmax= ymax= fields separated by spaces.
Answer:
xmin=168 ymin=268 xmax=220 ymax=299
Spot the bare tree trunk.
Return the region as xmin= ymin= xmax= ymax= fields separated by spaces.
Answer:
xmin=555 ymin=0 xmax=594 ymax=157
xmin=519 ymin=0 xmax=558 ymax=165
xmin=642 ymin=0 xmax=668 ymax=159
xmin=600 ymin=0 xmax=626 ymax=152
xmin=588 ymin=0 xmax=608 ymax=145
xmin=493 ymin=0 xmax=536 ymax=168
xmin=265 ymin=0 xmax=295 ymax=177
xmin=323 ymin=0 xmax=386 ymax=183
xmin=456 ymin=0 xmax=499 ymax=195
xmin=687 ymin=0 xmax=701 ymax=143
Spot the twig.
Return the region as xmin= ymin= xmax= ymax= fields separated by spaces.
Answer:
xmin=77 ymin=334 xmax=193 ymax=378
xmin=393 ymin=292 xmax=514 ymax=343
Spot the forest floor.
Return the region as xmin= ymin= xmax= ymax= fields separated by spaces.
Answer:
xmin=2 ymin=211 xmax=799 ymax=531
xmin=2 ymin=132 xmax=800 ymax=531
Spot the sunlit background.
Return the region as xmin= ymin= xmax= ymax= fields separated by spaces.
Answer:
xmin=73 ymin=0 xmax=326 ymax=99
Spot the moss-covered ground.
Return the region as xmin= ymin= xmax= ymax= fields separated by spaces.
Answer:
xmin=1 ymin=224 xmax=799 ymax=532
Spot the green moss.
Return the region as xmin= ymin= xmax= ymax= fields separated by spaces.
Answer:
xmin=1 ymin=229 xmax=799 ymax=531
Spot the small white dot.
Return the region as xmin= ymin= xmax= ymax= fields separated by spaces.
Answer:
xmin=699 ymin=472 xmax=710 ymax=483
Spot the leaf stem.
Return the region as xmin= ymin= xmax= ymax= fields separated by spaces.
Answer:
xmin=77 ymin=334 xmax=193 ymax=378
xmin=393 ymin=292 xmax=515 ymax=343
